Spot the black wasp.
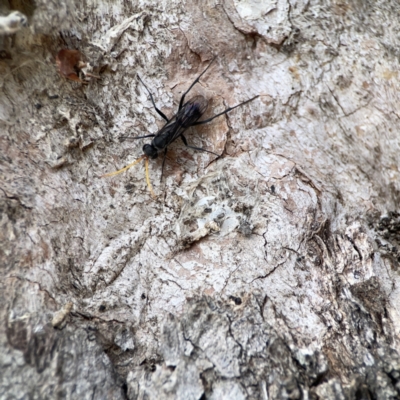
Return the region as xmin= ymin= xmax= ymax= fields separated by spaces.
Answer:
xmin=103 ymin=58 xmax=258 ymax=197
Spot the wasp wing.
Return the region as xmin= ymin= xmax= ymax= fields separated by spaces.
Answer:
xmin=152 ymin=95 xmax=208 ymax=150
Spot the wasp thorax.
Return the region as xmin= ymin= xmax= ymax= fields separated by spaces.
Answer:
xmin=143 ymin=144 xmax=158 ymax=159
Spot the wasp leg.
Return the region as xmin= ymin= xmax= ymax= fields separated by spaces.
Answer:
xmin=144 ymin=156 xmax=156 ymax=198
xmin=180 ymin=134 xmax=220 ymax=156
xmin=178 ymin=57 xmax=216 ymax=110
xmin=160 ymin=148 xmax=168 ymax=181
xmin=119 ymin=134 xmax=156 ymax=142
xmin=137 ymin=74 xmax=169 ymax=122
xmin=192 ymin=95 xmax=259 ymax=126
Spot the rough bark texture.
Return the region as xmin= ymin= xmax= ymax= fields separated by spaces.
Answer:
xmin=1 ymin=0 xmax=400 ymax=399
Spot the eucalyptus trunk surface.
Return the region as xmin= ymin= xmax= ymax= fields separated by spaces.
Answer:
xmin=1 ymin=1 xmax=400 ymax=399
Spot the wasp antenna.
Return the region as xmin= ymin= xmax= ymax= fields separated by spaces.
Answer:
xmin=144 ymin=156 xmax=156 ymax=198
xmin=102 ymin=155 xmax=146 ymax=178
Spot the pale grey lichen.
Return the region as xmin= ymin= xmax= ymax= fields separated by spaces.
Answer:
xmin=0 ymin=11 xmax=28 ymax=35
xmin=176 ymin=159 xmax=257 ymax=246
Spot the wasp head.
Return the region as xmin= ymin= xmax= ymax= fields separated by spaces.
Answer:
xmin=143 ymin=144 xmax=158 ymax=159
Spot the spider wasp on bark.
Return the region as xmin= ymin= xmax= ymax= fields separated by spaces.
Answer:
xmin=103 ymin=58 xmax=258 ymax=198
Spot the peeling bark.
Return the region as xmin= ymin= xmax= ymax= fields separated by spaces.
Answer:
xmin=2 ymin=0 xmax=400 ymax=399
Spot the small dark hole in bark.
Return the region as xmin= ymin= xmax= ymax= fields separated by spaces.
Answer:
xmin=229 ymin=296 xmax=242 ymax=305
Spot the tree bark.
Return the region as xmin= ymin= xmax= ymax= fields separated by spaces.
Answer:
xmin=2 ymin=0 xmax=400 ymax=399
